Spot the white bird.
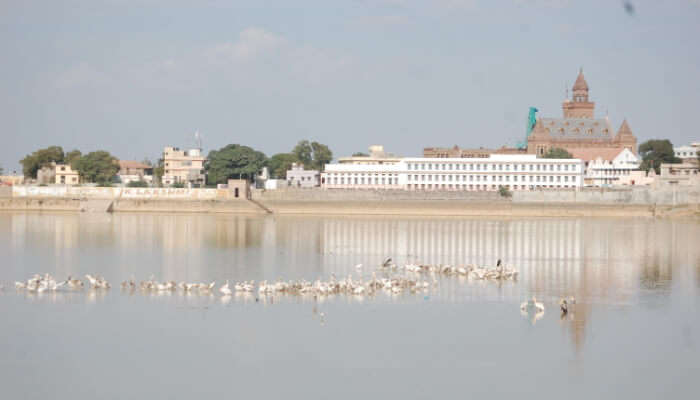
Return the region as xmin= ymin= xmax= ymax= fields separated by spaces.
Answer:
xmin=85 ymin=274 xmax=98 ymax=288
xmin=520 ymin=296 xmax=545 ymax=312
xmin=220 ymin=280 xmax=232 ymax=296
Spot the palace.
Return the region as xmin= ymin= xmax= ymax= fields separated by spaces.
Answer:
xmin=528 ymin=69 xmax=637 ymax=159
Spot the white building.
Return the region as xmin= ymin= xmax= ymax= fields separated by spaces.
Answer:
xmin=584 ymin=148 xmax=641 ymax=186
xmin=286 ymin=163 xmax=320 ymax=188
xmin=321 ymin=154 xmax=584 ymax=191
xmin=338 ymin=145 xmax=401 ymax=165
xmin=674 ymin=142 xmax=699 ymax=164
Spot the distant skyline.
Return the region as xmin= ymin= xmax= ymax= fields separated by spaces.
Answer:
xmin=2 ymin=0 xmax=700 ymax=173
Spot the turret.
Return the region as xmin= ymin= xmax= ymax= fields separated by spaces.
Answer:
xmin=562 ymin=68 xmax=595 ymax=118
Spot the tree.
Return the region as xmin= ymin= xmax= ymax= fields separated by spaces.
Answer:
xmin=205 ymin=144 xmax=267 ymax=184
xmin=65 ymin=149 xmax=82 ymax=165
xmin=638 ymin=139 xmax=680 ymax=174
xmin=141 ymin=158 xmax=153 ymax=167
xmin=292 ymin=140 xmax=313 ymax=167
xmin=352 ymin=152 xmax=369 ymax=157
xmin=267 ymin=153 xmax=299 ymax=179
xmin=72 ymin=151 xmax=120 ymax=185
xmin=543 ymin=147 xmax=573 ymax=159
xmin=498 ymin=185 xmax=512 ymax=198
xmin=0 ymin=164 xmax=4 ymax=175
xmin=152 ymin=159 xmax=164 ymax=187
xmin=20 ymin=146 xmax=65 ymax=178
xmin=311 ymin=141 xmax=333 ymax=171
xmin=291 ymin=140 xmax=333 ymax=171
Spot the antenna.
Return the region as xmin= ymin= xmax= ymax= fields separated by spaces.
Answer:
xmin=195 ymin=129 xmax=202 ymax=150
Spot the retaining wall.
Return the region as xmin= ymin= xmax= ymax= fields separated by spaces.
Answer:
xmin=0 ymin=197 xmax=265 ymax=214
xmin=10 ymin=186 xmax=230 ymax=200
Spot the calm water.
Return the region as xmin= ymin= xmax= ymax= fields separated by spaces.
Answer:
xmin=1 ymin=212 xmax=698 ymax=399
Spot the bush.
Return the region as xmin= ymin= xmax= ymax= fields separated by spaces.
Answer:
xmin=171 ymin=182 xmax=186 ymax=188
xmin=498 ymin=185 xmax=512 ymax=198
xmin=127 ymin=180 xmax=149 ymax=188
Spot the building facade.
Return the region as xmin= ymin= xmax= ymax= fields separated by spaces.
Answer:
xmin=658 ymin=163 xmax=700 ymax=186
xmin=528 ymin=69 xmax=637 ymax=158
xmin=118 ymin=160 xmax=154 ymax=185
xmin=423 ymin=146 xmax=523 ymax=159
xmin=674 ymin=142 xmax=699 ymax=165
xmin=286 ymin=163 xmax=320 ymax=188
xmin=162 ymin=146 xmax=206 ymax=187
xmin=583 ymin=148 xmax=641 ymax=186
xmin=322 ymin=154 xmax=584 ymax=191
xmin=54 ymin=163 xmax=79 ymax=185
xmin=338 ymin=145 xmax=401 ymax=165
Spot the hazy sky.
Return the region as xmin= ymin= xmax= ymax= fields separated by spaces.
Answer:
xmin=2 ymin=0 xmax=699 ymax=172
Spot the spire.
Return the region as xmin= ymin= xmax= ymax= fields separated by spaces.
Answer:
xmin=530 ymin=118 xmax=548 ymax=139
xmin=615 ymin=118 xmax=637 ymax=154
xmin=618 ymin=118 xmax=632 ymax=135
xmin=573 ymin=68 xmax=588 ymax=91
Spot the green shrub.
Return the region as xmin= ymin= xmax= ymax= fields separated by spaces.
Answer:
xmin=498 ymin=185 xmax=512 ymax=198
xmin=127 ymin=180 xmax=149 ymax=188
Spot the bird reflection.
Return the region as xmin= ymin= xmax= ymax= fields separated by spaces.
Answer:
xmin=521 ymin=308 xmax=545 ymax=325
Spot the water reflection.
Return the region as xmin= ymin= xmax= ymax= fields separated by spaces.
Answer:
xmin=2 ymin=213 xmax=699 ymax=353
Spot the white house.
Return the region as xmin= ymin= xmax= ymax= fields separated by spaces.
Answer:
xmin=674 ymin=142 xmax=699 ymax=164
xmin=321 ymin=154 xmax=584 ymax=191
xmin=286 ymin=163 xmax=320 ymax=188
xmin=584 ymin=148 xmax=641 ymax=186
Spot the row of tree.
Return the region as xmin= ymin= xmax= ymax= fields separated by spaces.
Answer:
xmin=20 ymin=146 xmax=119 ymax=185
xmin=19 ymin=140 xmax=334 ymax=187
xmin=204 ymin=140 xmax=333 ymax=185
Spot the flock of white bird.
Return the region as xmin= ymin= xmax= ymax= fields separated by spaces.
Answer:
xmin=6 ymin=257 xmax=573 ymax=315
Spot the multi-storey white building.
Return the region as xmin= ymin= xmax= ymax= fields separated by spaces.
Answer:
xmin=321 ymin=154 xmax=584 ymax=191
xmin=162 ymin=146 xmax=206 ymax=187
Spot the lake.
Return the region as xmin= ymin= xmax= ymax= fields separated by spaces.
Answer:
xmin=1 ymin=212 xmax=698 ymax=399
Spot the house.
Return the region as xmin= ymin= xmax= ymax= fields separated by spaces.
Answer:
xmin=574 ymin=148 xmax=641 ymax=186
xmin=286 ymin=163 xmax=320 ymax=188
xmin=658 ymin=163 xmax=700 ymax=186
xmin=118 ymin=160 xmax=153 ymax=185
xmin=55 ymin=163 xmax=80 ymax=185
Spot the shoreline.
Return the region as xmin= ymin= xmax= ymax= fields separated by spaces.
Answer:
xmin=1 ymin=197 xmax=697 ymax=218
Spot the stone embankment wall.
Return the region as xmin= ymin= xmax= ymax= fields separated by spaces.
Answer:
xmin=0 ymin=197 xmax=265 ymax=214
xmin=1 ymin=185 xmax=698 ymax=217
xmin=1 ymin=185 xmax=264 ymax=214
xmin=251 ymin=188 xmax=506 ymax=202
xmin=513 ymin=187 xmax=700 ymax=206
xmin=11 ymin=186 xmax=229 ymax=200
